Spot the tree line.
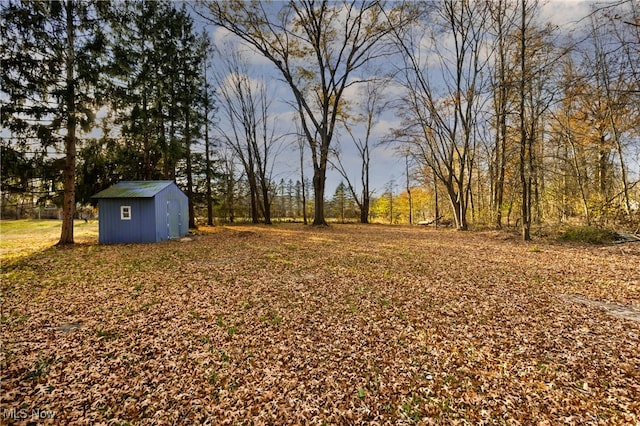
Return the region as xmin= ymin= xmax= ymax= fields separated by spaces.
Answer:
xmin=2 ymin=0 xmax=639 ymax=244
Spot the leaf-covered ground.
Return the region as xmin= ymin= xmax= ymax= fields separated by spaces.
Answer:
xmin=1 ymin=224 xmax=639 ymax=425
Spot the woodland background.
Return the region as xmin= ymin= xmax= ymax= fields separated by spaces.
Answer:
xmin=1 ymin=0 xmax=639 ymax=242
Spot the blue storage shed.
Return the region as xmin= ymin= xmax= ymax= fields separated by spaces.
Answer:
xmin=92 ymin=181 xmax=189 ymax=244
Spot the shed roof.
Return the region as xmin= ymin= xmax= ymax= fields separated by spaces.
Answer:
xmin=92 ymin=181 xmax=175 ymax=199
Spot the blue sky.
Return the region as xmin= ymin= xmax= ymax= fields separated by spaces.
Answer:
xmin=194 ymin=10 xmax=405 ymax=197
xmin=192 ymin=0 xmax=600 ymax=197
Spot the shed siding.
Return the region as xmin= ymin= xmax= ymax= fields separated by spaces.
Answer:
xmin=98 ymin=198 xmax=156 ymax=244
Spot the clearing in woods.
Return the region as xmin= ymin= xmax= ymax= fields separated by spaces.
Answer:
xmin=1 ymin=221 xmax=639 ymax=423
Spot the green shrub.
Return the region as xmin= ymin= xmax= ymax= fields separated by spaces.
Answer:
xmin=559 ymin=226 xmax=616 ymax=244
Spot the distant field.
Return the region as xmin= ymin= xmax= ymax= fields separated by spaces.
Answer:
xmin=1 ymin=223 xmax=639 ymax=424
xmin=0 ymin=219 xmax=98 ymax=263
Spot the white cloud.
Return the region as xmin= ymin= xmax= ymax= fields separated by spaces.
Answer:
xmin=211 ymin=26 xmax=272 ymax=67
xmin=539 ymin=0 xmax=592 ymax=30
xmin=211 ymin=26 xmax=232 ymax=47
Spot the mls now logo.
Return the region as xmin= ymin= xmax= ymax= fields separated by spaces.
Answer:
xmin=3 ymin=408 xmax=55 ymax=420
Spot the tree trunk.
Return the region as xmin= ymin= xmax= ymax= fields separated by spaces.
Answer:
xmin=360 ymin=194 xmax=369 ymax=224
xmin=261 ymin=185 xmax=272 ymax=224
xmin=205 ymin=114 xmax=213 ymax=226
xmin=389 ymin=188 xmax=394 ymax=225
xmin=312 ymin=166 xmax=327 ymax=226
xmin=434 ymin=169 xmax=439 ymax=228
xmin=519 ymin=0 xmax=531 ymax=241
xmin=226 ymin=159 xmax=236 ymax=223
xmin=569 ymin=137 xmax=591 ymax=226
xmin=58 ymin=0 xmax=76 ymax=246
xmin=451 ymin=192 xmax=468 ymax=231
xmin=360 ymin=148 xmax=370 ymax=224
xmin=185 ymin=115 xmax=196 ymax=229
xmin=613 ymin=132 xmax=632 ymax=217
xmin=248 ymin=174 xmax=259 ymax=224
xmin=300 ymin=142 xmax=308 ymax=225
xmin=142 ymin=89 xmax=152 ymax=180
xmin=447 ymin=192 xmax=462 ymax=230
xmin=406 ymin=155 xmax=413 ymax=225
xmin=495 ymin=135 xmax=506 ymax=229
xmin=204 ymin=63 xmax=214 ymax=226
xmin=493 ymin=0 xmax=509 ymax=230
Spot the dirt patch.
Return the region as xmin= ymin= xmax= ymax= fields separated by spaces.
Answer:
xmin=41 ymin=322 xmax=83 ymax=333
xmin=565 ymin=294 xmax=640 ymax=322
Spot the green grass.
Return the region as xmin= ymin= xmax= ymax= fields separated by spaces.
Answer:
xmin=0 ymin=219 xmax=98 ymax=264
xmin=24 ymin=355 xmax=55 ymax=381
xmin=559 ymin=226 xmax=617 ymax=244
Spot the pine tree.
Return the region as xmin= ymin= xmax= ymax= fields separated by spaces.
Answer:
xmin=175 ymin=6 xmax=206 ymax=228
xmin=1 ymin=0 xmax=107 ymax=244
xmin=104 ymin=2 xmax=208 ymax=228
xmin=106 ymin=0 xmax=171 ymax=180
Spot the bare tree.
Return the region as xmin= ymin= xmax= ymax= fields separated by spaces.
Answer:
xmin=218 ymin=149 xmax=240 ymax=223
xmin=213 ymin=48 xmax=280 ymax=224
xmin=390 ymin=0 xmax=490 ymax=230
xmin=517 ymin=0 xmax=532 ymax=240
xmin=200 ymin=0 xmax=405 ymax=225
xmin=330 ymin=78 xmax=388 ymax=224
xmin=550 ymin=58 xmax=592 ymax=225
xmin=586 ymin=7 xmax=635 ymax=218
xmin=487 ymin=0 xmax=519 ymax=229
xmin=545 ymin=3 xmax=639 ymax=228
xmin=515 ymin=0 xmax=560 ymax=240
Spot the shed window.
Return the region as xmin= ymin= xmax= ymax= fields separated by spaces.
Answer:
xmin=120 ymin=206 xmax=131 ymax=220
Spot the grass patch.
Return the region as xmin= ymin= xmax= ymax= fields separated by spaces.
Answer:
xmin=189 ymin=310 xmax=204 ymax=320
xmin=400 ymin=395 xmax=423 ymax=422
xmin=0 ymin=219 xmax=98 ymax=264
xmin=265 ymin=310 xmax=282 ymax=326
xmin=24 ymin=355 xmax=55 ymax=381
xmin=95 ymin=327 xmax=119 ymax=341
xmin=559 ymin=226 xmax=617 ymax=244
xmin=208 ymin=370 xmax=219 ymax=385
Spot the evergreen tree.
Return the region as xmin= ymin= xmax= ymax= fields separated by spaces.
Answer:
xmin=331 ymin=182 xmax=348 ymax=223
xmin=175 ymin=7 xmax=207 ymax=228
xmin=53 ymin=0 xmax=214 ymax=227
xmin=106 ymin=0 xmax=175 ymax=180
xmin=1 ymin=0 xmax=107 ymax=244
